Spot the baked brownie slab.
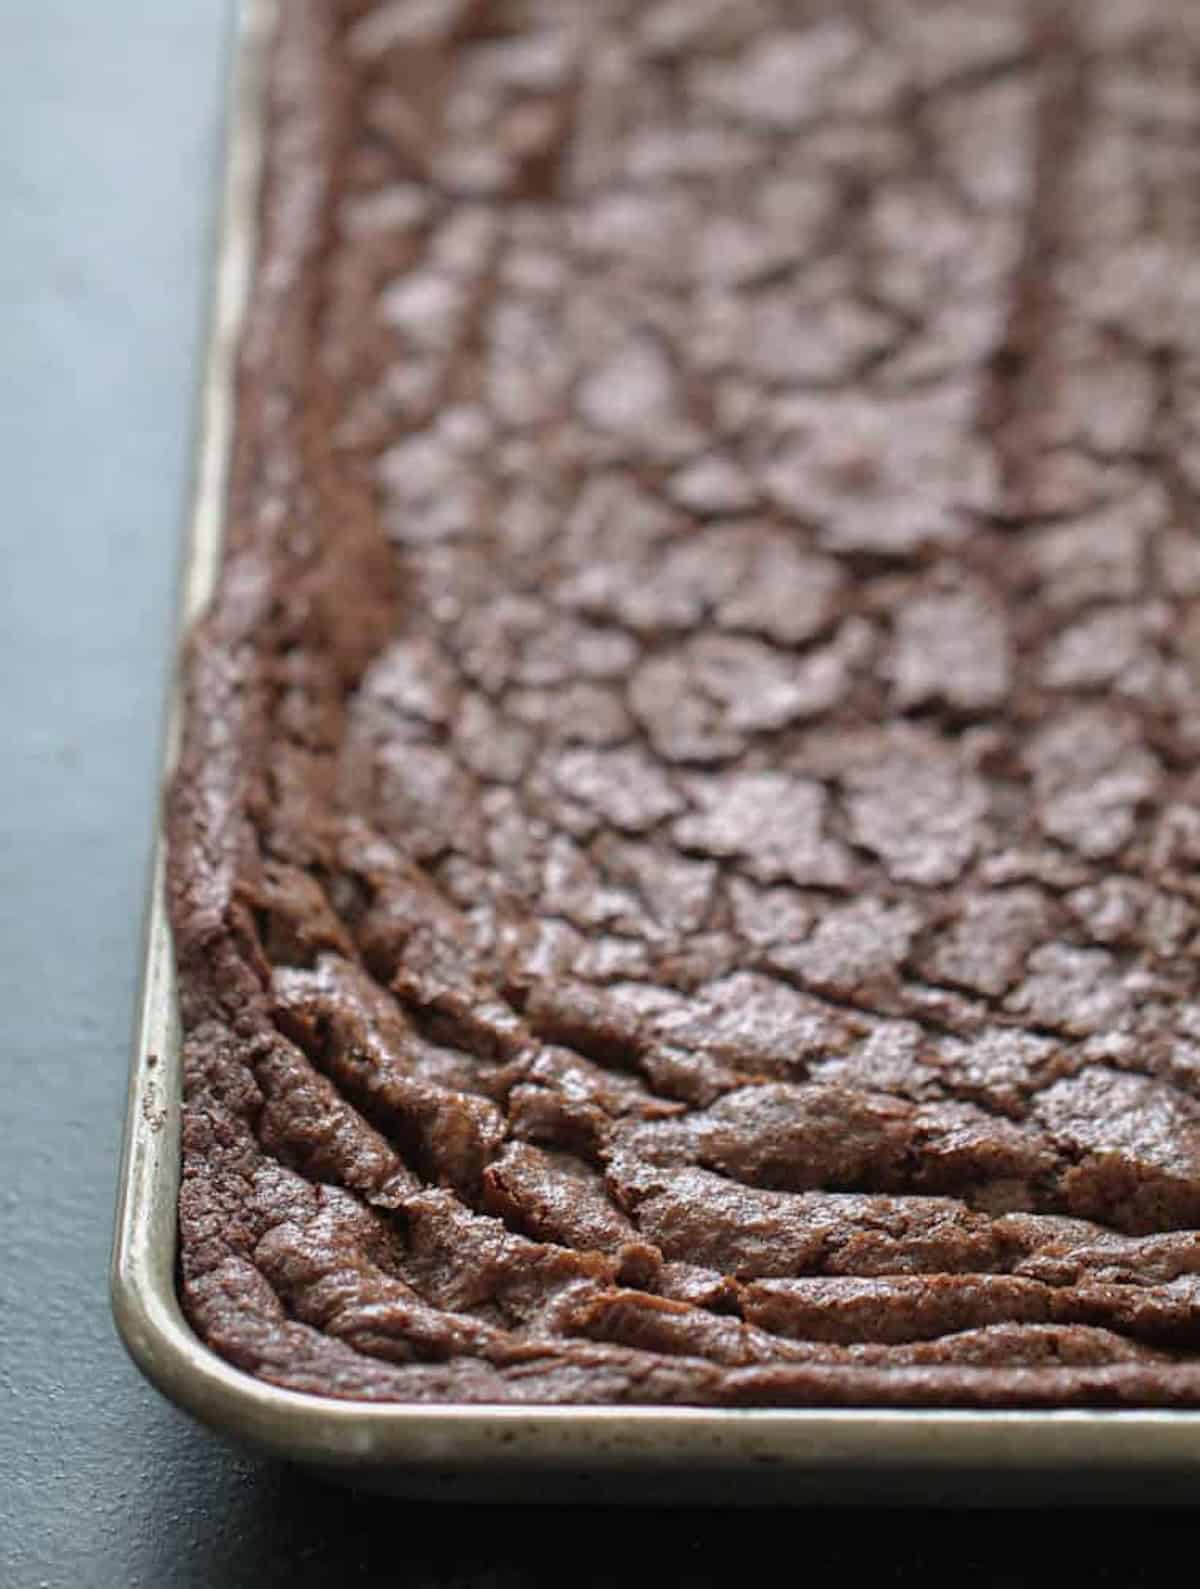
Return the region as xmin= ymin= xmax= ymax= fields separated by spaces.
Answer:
xmin=169 ymin=0 xmax=1200 ymax=1406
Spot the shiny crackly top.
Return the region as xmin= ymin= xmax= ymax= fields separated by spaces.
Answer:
xmin=169 ymin=0 xmax=1200 ymax=1406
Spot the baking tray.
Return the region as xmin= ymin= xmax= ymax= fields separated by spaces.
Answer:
xmin=111 ymin=0 xmax=1200 ymax=1504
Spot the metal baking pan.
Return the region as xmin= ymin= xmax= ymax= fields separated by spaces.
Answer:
xmin=111 ymin=0 xmax=1200 ymax=1504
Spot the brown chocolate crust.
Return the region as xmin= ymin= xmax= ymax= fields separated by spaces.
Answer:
xmin=169 ymin=0 xmax=1200 ymax=1407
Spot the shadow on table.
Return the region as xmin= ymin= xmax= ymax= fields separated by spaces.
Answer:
xmin=172 ymin=1457 xmax=1191 ymax=1589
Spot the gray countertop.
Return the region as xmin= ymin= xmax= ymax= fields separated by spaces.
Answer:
xmin=0 ymin=3 xmax=1192 ymax=1581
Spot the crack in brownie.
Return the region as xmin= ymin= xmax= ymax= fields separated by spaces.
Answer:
xmin=169 ymin=0 xmax=1200 ymax=1406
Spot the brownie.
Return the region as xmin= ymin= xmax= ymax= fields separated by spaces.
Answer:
xmin=168 ymin=0 xmax=1200 ymax=1407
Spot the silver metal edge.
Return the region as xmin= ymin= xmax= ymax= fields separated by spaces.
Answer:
xmin=110 ymin=0 xmax=1200 ymax=1493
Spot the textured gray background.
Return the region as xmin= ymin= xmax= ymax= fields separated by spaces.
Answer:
xmin=0 ymin=3 xmax=1192 ymax=1583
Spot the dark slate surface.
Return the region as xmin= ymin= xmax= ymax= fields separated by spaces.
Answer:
xmin=0 ymin=3 xmax=1193 ymax=1583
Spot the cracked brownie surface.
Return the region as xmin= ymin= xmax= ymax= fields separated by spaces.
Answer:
xmin=170 ymin=0 xmax=1200 ymax=1406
